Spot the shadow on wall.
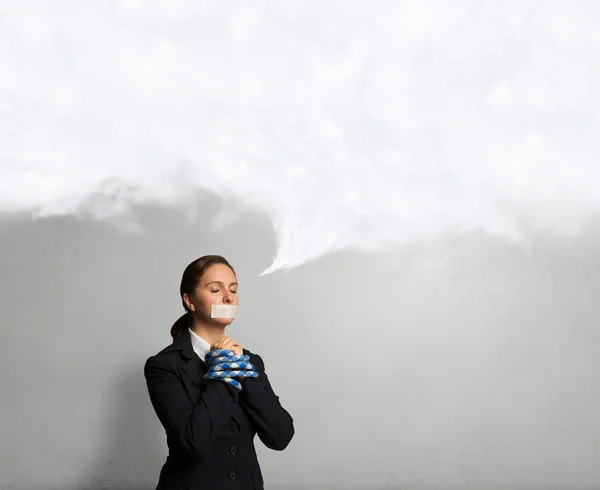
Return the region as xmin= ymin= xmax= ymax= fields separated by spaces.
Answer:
xmin=0 ymin=191 xmax=276 ymax=490
xmin=83 ymin=365 xmax=161 ymax=490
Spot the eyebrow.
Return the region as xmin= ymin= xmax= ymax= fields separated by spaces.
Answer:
xmin=206 ymin=281 xmax=238 ymax=286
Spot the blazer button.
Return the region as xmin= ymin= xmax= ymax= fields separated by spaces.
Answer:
xmin=229 ymin=470 xmax=237 ymax=480
xmin=229 ymin=445 xmax=237 ymax=455
xmin=231 ymin=422 xmax=239 ymax=432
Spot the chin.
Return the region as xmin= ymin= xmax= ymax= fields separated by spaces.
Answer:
xmin=213 ymin=318 xmax=234 ymax=327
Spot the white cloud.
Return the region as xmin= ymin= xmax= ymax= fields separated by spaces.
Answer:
xmin=1 ymin=0 xmax=599 ymax=273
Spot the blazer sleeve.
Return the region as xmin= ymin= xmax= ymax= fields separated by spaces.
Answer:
xmin=144 ymin=355 xmax=240 ymax=459
xmin=240 ymin=353 xmax=295 ymax=450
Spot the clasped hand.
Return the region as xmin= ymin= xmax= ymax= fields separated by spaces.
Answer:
xmin=203 ymin=336 xmax=259 ymax=390
xmin=211 ymin=335 xmax=243 ymax=357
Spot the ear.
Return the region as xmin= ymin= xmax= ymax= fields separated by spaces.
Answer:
xmin=182 ymin=293 xmax=196 ymax=311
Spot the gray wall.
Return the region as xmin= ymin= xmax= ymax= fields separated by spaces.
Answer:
xmin=1 ymin=199 xmax=600 ymax=489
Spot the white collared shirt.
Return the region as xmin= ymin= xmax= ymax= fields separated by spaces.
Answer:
xmin=188 ymin=328 xmax=211 ymax=364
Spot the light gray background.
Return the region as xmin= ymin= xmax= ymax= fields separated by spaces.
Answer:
xmin=2 ymin=198 xmax=600 ymax=489
xmin=2 ymin=1 xmax=600 ymax=489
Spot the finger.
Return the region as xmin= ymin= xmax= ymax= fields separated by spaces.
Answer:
xmin=212 ymin=336 xmax=229 ymax=349
xmin=215 ymin=342 xmax=235 ymax=353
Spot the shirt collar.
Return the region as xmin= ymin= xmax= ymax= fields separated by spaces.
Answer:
xmin=188 ymin=328 xmax=211 ymax=363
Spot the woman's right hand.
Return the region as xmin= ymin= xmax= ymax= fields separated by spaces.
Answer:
xmin=211 ymin=335 xmax=243 ymax=357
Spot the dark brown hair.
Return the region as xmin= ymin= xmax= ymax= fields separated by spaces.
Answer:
xmin=170 ymin=255 xmax=236 ymax=340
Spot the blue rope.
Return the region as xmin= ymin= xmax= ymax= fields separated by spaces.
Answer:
xmin=203 ymin=349 xmax=259 ymax=390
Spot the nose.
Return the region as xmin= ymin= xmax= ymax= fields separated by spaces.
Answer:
xmin=223 ymin=291 xmax=233 ymax=303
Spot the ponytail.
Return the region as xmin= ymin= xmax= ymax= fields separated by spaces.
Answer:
xmin=170 ymin=312 xmax=191 ymax=340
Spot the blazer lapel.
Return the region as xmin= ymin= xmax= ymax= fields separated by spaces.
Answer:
xmin=168 ymin=329 xmax=208 ymax=389
xmin=181 ymin=356 xmax=208 ymax=390
xmin=169 ymin=329 xmax=244 ymax=427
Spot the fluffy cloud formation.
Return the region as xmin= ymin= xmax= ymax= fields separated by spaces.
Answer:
xmin=1 ymin=0 xmax=599 ymax=273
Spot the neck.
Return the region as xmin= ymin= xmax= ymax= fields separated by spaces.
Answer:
xmin=191 ymin=318 xmax=226 ymax=347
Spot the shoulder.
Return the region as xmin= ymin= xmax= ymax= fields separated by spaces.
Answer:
xmin=242 ymin=347 xmax=259 ymax=358
xmin=144 ymin=341 xmax=186 ymax=372
xmin=243 ymin=348 xmax=265 ymax=370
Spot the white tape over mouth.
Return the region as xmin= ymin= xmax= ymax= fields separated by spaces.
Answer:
xmin=210 ymin=304 xmax=238 ymax=319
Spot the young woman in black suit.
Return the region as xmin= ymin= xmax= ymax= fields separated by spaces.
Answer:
xmin=144 ymin=255 xmax=294 ymax=489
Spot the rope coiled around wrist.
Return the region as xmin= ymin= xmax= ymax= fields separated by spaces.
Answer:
xmin=203 ymin=349 xmax=259 ymax=390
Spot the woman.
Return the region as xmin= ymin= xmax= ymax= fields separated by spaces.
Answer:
xmin=144 ymin=255 xmax=294 ymax=490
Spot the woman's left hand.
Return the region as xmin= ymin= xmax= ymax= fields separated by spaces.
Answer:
xmin=212 ymin=335 xmax=243 ymax=357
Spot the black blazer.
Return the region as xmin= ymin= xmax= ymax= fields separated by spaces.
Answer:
xmin=144 ymin=329 xmax=294 ymax=490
